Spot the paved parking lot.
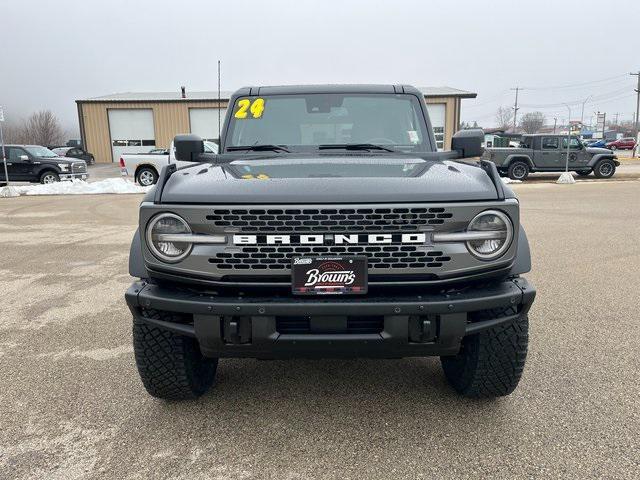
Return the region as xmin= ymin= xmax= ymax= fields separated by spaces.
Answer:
xmin=1 ymin=181 xmax=639 ymax=479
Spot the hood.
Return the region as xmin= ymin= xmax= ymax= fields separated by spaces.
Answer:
xmin=36 ymin=155 xmax=75 ymax=163
xmin=159 ymin=155 xmax=499 ymax=204
xmin=586 ymin=147 xmax=613 ymax=155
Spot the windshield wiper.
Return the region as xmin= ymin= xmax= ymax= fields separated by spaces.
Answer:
xmin=227 ymin=144 xmax=290 ymax=153
xmin=318 ymin=143 xmax=397 ymax=152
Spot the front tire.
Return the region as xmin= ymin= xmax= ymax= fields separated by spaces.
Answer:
xmin=441 ymin=312 xmax=528 ymax=398
xmin=133 ymin=310 xmax=218 ymax=400
xmin=593 ymin=159 xmax=616 ymax=179
xmin=136 ymin=167 xmax=158 ymax=186
xmin=507 ymin=161 xmax=530 ymax=181
xmin=40 ymin=171 xmax=60 ymax=184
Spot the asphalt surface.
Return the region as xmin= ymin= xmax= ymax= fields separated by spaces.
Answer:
xmin=1 ymin=181 xmax=639 ymax=479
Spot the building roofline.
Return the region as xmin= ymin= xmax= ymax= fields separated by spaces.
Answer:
xmin=76 ymin=85 xmax=477 ymax=103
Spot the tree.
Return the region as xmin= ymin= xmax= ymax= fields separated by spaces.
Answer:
xmin=23 ymin=110 xmax=66 ymax=146
xmin=519 ymin=111 xmax=546 ymax=134
xmin=495 ymin=106 xmax=513 ymax=131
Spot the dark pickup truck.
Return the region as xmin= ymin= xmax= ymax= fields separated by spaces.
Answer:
xmin=126 ymin=84 xmax=535 ymax=401
xmin=483 ymin=134 xmax=619 ymax=180
xmin=1 ymin=145 xmax=88 ymax=184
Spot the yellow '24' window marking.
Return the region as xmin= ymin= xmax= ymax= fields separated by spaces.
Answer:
xmin=234 ymin=98 xmax=265 ymax=119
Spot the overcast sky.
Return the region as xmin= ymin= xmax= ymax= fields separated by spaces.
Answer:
xmin=1 ymin=0 xmax=638 ymax=135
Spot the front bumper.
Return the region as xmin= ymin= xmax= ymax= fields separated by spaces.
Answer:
xmin=125 ymin=277 xmax=535 ymax=359
xmin=60 ymin=173 xmax=89 ymax=181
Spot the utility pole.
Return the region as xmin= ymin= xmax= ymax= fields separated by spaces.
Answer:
xmin=614 ymin=112 xmax=619 ymax=126
xmin=510 ymin=87 xmax=522 ymax=132
xmin=631 ymin=71 xmax=640 ymax=140
xmin=553 ymin=117 xmax=557 ymax=133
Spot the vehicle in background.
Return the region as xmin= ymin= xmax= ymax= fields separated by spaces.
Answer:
xmin=584 ymin=139 xmax=607 ymax=148
xmin=119 ymin=140 xmax=219 ymax=186
xmin=606 ymin=138 xmax=636 ymax=150
xmin=0 ymin=145 xmax=88 ymax=184
xmin=51 ymin=146 xmax=95 ymax=165
xmin=483 ymin=134 xmax=619 ymax=180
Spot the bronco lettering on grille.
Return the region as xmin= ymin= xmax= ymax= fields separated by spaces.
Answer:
xmin=232 ymin=233 xmax=426 ymax=245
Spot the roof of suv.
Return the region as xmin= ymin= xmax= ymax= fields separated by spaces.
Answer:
xmin=232 ymin=84 xmax=426 ymax=97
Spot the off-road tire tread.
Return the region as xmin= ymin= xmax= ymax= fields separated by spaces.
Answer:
xmin=593 ymin=159 xmax=616 ymax=179
xmin=133 ymin=310 xmax=217 ymax=400
xmin=441 ymin=309 xmax=528 ymax=398
xmin=507 ymin=161 xmax=529 ymax=181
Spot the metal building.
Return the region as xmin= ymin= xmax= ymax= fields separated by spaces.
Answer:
xmin=76 ymin=87 xmax=476 ymax=163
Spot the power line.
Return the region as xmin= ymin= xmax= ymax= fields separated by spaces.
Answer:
xmin=521 ymin=73 xmax=629 ymax=91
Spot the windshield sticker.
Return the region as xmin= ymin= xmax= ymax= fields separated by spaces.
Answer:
xmin=241 ymin=173 xmax=270 ymax=180
xmin=234 ymin=98 xmax=265 ymax=119
xmin=407 ymin=130 xmax=420 ymax=144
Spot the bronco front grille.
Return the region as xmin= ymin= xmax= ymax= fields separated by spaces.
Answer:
xmin=206 ymin=207 xmax=453 ymax=233
xmin=209 ymin=245 xmax=451 ymax=271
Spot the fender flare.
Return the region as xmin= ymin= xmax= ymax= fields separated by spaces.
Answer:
xmin=505 ymin=155 xmax=534 ymax=170
xmin=129 ymin=228 xmax=148 ymax=278
xmin=509 ymin=226 xmax=532 ymax=276
xmin=587 ymin=154 xmax=618 ymax=168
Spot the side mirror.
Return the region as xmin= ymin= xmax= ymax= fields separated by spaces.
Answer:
xmin=174 ymin=134 xmax=204 ymax=162
xmin=19 ymin=155 xmax=30 ymax=161
xmin=452 ymin=129 xmax=484 ymax=158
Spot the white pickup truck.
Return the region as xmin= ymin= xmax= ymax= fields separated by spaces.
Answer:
xmin=119 ymin=140 xmax=219 ymax=186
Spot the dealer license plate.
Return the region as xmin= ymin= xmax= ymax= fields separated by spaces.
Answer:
xmin=292 ymin=256 xmax=368 ymax=295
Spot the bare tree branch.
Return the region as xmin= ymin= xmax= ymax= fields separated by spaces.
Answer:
xmin=519 ymin=112 xmax=546 ymax=134
xmin=495 ymin=106 xmax=513 ymax=131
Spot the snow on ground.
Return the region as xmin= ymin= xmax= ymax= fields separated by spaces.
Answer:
xmin=501 ymin=177 xmax=522 ymax=184
xmin=8 ymin=178 xmax=152 ymax=196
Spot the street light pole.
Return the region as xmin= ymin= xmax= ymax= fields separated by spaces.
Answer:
xmin=563 ymin=104 xmax=571 ymax=173
xmin=580 ymin=95 xmax=592 ymax=127
xmin=0 ymin=106 xmax=9 ymax=187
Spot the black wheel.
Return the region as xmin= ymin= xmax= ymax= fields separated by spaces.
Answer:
xmin=441 ymin=312 xmax=528 ymax=398
xmin=593 ymin=159 xmax=616 ymax=179
xmin=609 ymin=145 xmax=617 ymax=151
xmin=576 ymin=170 xmax=592 ymax=177
xmin=507 ymin=161 xmax=529 ymax=181
xmin=133 ymin=310 xmax=218 ymax=400
xmin=136 ymin=167 xmax=158 ymax=186
xmin=40 ymin=171 xmax=60 ymax=184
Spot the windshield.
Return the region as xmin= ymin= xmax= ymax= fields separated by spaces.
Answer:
xmin=225 ymin=93 xmax=430 ymax=152
xmin=25 ymin=146 xmax=59 ymax=158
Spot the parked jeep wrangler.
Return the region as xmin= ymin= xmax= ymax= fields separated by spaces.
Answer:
xmin=483 ymin=134 xmax=619 ymax=180
xmin=126 ymin=85 xmax=535 ymax=400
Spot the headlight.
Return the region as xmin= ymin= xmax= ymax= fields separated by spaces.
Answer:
xmin=58 ymin=163 xmax=69 ymax=171
xmin=466 ymin=210 xmax=513 ymax=260
xmin=146 ymin=213 xmax=192 ymax=262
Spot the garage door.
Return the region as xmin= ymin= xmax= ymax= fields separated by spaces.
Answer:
xmin=426 ymin=104 xmax=446 ymax=151
xmin=108 ymin=109 xmax=155 ymax=162
xmin=189 ymin=108 xmax=227 ymax=141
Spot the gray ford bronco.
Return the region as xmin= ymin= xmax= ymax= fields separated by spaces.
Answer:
xmin=483 ymin=134 xmax=619 ymax=180
xmin=125 ymin=85 xmax=536 ymax=400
